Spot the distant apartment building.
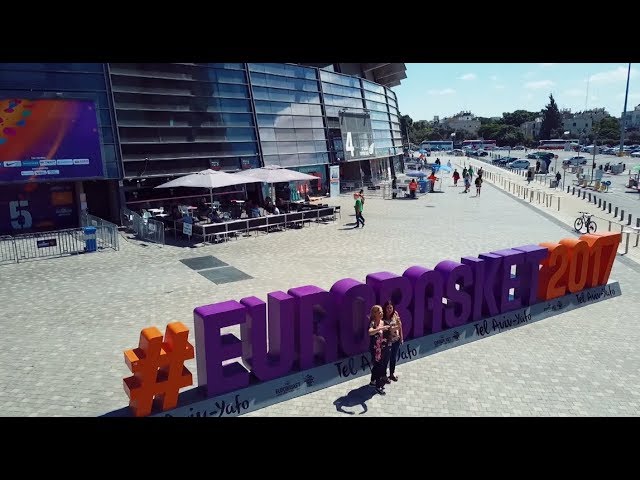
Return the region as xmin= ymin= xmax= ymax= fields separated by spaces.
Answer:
xmin=621 ymin=104 xmax=640 ymax=130
xmin=521 ymin=117 xmax=543 ymax=140
xmin=562 ymin=110 xmax=608 ymax=137
xmin=441 ymin=112 xmax=480 ymax=135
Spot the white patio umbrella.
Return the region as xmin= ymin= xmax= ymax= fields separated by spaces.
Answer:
xmin=236 ymin=165 xmax=320 ymax=201
xmin=154 ymin=169 xmax=261 ymax=207
xmin=236 ymin=165 xmax=319 ymax=183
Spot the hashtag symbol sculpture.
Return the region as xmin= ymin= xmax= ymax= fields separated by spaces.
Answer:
xmin=123 ymin=322 xmax=194 ymax=417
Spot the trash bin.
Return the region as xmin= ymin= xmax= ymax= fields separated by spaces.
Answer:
xmin=550 ymin=180 xmax=558 ymax=188
xmin=418 ymin=179 xmax=428 ymax=193
xmin=83 ymin=226 xmax=97 ymax=252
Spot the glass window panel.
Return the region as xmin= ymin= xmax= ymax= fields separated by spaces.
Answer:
xmin=261 ymin=142 xmax=279 ymax=155
xmin=372 ymin=120 xmax=391 ymax=130
xmin=295 ymin=129 xmax=314 ymax=141
xmin=308 ymin=104 xmax=322 ymax=116
xmin=362 ymin=79 xmax=385 ymax=94
xmin=278 ymin=153 xmax=299 ymax=167
xmin=218 ymin=98 xmax=251 ymax=112
xmin=101 ymin=127 xmax=114 ymax=143
xmin=263 ymin=154 xmax=280 ymax=166
xmin=215 ymin=69 xmax=247 ymax=84
xmin=259 ymin=128 xmax=276 ymax=140
xmin=293 ymin=116 xmax=312 ymax=129
xmin=0 ymin=70 xmax=107 ymax=91
xmin=296 ymin=141 xmax=316 ymax=152
xmin=290 ymin=103 xmax=310 ymax=116
xmin=310 ymin=117 xmax=324 ymax=129
xmin=364 ymin=90 xmax=386 ymax=103
xmin=257 ymin=114 xmax=277 ymax=127
xmin=312 ymin=129 xmax=326 ymax=141
xmin=275 ymin=128 xmax=296 ymax=141
xmin=314 ymin=140 xmax=327 ymax=151
xmin=252 ymin=86 xmax=269 ymax=100
xmin=274 ymin=115 xmax=294 ymax=128
xmin=278 ymin=142 xmax=298 ymax=154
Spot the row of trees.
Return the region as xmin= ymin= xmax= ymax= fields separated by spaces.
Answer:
xmin=401 ymin=94 xmax=640 ymax=148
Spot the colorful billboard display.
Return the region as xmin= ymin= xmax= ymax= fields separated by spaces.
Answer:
xmin=0 ymin=99 xmax=104 ymax=182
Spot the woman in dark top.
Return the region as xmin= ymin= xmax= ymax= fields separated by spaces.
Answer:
xmin=382 ymin=300 xmax=404 ymax=383
xmin=368 ymin=305 xmax=390 ymax=395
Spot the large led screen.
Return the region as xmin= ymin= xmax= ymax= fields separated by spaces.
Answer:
xmin=0 ymin=99 xmax=104 ymax=182
xmin=339 ymin=111 xmax=376 ymax=161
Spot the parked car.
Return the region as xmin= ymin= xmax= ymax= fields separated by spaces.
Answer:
xmin=563 ymin=156 xmax=588 ymax=166
xmin=631 ymin=151 xmax=640 ymax=158
xmin=507 ymin=159 xmax=530 ymax=169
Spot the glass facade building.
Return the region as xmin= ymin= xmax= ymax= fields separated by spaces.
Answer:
xmin=0 ymin=62 xmax=405 ymax=233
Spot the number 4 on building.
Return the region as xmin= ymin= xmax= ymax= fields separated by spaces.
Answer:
xmin=345 ymin=132 xmax=355 ymax=157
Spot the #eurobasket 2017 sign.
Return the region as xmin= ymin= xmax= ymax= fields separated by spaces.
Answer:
xmin=122 ymin=232 xmax=622 ymax=417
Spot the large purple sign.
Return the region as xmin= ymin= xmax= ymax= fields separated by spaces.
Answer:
xmin=0 ymin=98 xmax=104 ymax=182
xmin=193 ymin=235 xmax=620 ymax=399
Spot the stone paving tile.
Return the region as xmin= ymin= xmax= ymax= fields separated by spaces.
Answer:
xmin=0 ymin=176 xmax=639 ymax=417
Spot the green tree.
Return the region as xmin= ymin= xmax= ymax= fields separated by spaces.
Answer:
xmin=539 ymin=94 xmax=562 ymax=140
xmin=400 ymin=115 xmax=413 ymax=145
xmin=593 ymin=117 xmax=620 ymax=144
xmin=502 ymin=110 xmax=538 ymax=127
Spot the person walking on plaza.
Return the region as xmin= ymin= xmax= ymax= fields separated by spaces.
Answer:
xmin=368 ymin=305 xmax=390 ymax=395
xmin=463 ymin=172 xmax=471 ymax=193
xmin=526 ymin=169 xmax=533 ymax=185
xmin=391 ymin=176 xmax=397 ymax=199
xmin=468 ymin=165 xmax=474 ymax=182
xmin=462 ymin=167 xmax=468 ymax=179
xmin=354 ymin=193 xmax=365 ymax=228
xmin=382 ymin=300 xmax=403 ymax=383
xmin=409 ymin=179 xmax=418 ymax=198
xmin=452 ymin=169 xmax=460 ymax=186
xmin=477 ymin=166 xmax=483 ymax=179
xmin=555 ymin=171 xmax=562 ymax=189
xmin=475 ymin=175 xmax=483 ymax=197
xmin=359 ymin=189 xmax=365 ymax=208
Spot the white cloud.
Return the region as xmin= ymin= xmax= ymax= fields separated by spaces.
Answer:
xmin=539 ymin=63 xmax=556 ymax=67
xmin=589 ymin=66 xmax=638 ymax=84
xmin=458 ymin=73 xmax=476 ymax=81
xmin=524 ymin=80 xmax=555 ymax=90
xmin=489 ymin=75 xmax=498 ymax=81
xmin=428 ymin=88 xmax=456 ymax=95
xmin=564 ymin=88 xmax=584 ymax=97
xmin=495 ymin=85 xmax=505 ymax=90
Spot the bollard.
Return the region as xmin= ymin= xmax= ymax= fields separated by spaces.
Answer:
xmin=582 ymin=191 xmax=586 ymax=199
xmin=602 ymin=200 xmax=606 ymax=210
xmin=598 ymin=198 xmax=601 ymax=208
xmin=615 ymin=206 xmax=618 ymax=217
xmin=621 ymin=209 xmax=625 ymax=221
xmin=628 ymin=213 xmax=632 ymax=226
xmin=572 ymin=187 xmax=575 ymax=195
xmin=557 ymin=197 xmax=560 ymax=211
xmin=588 ymin=193 xmax=591 ymax=202
xmin=609 ymin=204 xmax=612 ymax=214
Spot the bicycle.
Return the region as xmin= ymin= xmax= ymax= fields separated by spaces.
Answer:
xmin=574 ymin=211 xmax=597 ymax=234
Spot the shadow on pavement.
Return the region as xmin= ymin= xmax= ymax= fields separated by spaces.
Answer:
xmin=333 ymin=385 xmax=377 ymax=415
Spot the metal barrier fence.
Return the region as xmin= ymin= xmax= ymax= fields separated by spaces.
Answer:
xmin=11 ymin=228 xmax=87 ymax=263
xmin=0 ymin=235 xmax=17 ymax=265
xmin=121 ymin=207 xmax=165 ymax=245
xmin=80 ymin=212 xmax=119 ymax=251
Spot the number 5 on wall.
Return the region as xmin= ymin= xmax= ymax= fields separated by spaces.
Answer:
xmin=10 ymin=200 xmax=33 ymax=229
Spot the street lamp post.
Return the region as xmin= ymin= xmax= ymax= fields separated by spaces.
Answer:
xmin=619 ymin=63 xmax=632 ymax=156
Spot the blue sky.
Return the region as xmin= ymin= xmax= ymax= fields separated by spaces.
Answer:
xmin=392 ymin=63 xmax=639 ymax=121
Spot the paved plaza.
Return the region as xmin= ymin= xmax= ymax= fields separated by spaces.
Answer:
xmin=1 ymin=177 xmax=639 ymax=417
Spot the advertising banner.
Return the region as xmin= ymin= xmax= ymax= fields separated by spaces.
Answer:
xmin=329 ymin=165 xmax=340 ymax=198
xmin=0 ymin=182 xmax=77 ymax=234
xmin=0 ymin=98 xmax=104 ymax=182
